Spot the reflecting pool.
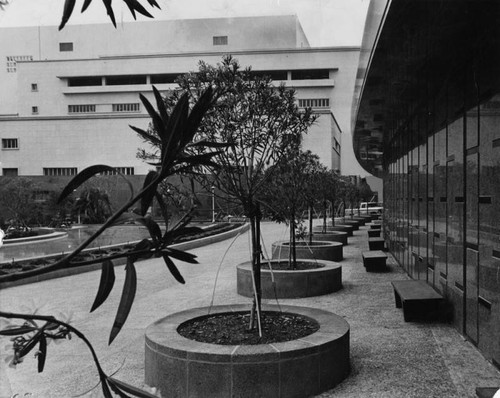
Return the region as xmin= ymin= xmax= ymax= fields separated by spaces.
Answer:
xmin=0 ymin=225 xmax=151 ymax=262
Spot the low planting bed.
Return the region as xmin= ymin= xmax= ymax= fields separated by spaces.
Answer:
xmin=237 ymin=259 xmax=342 ymax=298
xmin=145 ymin=304 xmax=350 ymax=398
xmin=0 ymin=222 xmax=245 ymax=287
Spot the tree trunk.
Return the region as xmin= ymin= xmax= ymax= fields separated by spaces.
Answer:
xmin=322 ymin=200 xmax=327 ymax=232
xmin=248 ymin=205 xmax=262 ymax=332
xmin=291 ymin=215 xmax=297 ymax=270
xmin=308 ymin=205 xmax=313 ymax=244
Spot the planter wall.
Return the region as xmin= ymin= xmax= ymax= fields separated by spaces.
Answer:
xmin=313 ymin=225 xmax=355 ymax=237
xmin=310 ymin=231 xmax=348 ymax=245
xmin=237 ymin=259 xmax=342 ymax=298
xmin=341 ymin=220 xmax=360 ymax=230
xmin=145 ymin=304 xmax=350 ymax=398
xmin=271 ymin=240 xmax=343 ymax=262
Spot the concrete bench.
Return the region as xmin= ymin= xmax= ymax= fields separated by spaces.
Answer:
xmin=368 ymin=237 xmax=385 ymax=250
xmin=362 ymin=250 xmax=387 ymax=272
xmin=367 ymin=229 xmax=381 ymax=238
xmin=476 ymin=387 xmax=500 ymax=398
xmin=391 ymin=280 xmax=444 ymax=322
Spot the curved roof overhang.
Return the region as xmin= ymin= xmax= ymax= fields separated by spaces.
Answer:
xmin=352 ymin=0 xmax=500 ymax=177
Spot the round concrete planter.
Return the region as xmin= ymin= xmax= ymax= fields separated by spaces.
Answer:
xmin=145 ymin=304 xmax=350 ymax=398
xmin=271 ymin=240 xmax=343 ymax=262
xmin=310 ymin=231 xmax=348 ymax=245
xmin=313 ymin=224 xmax=355 ymax=237
xmin=236 ymin=259 xmax=342 ymax=298
xmin=341 ymin=220 xmax=360 ymax=230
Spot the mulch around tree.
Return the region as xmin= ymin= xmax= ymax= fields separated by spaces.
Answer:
xmin=177 ymin=311 xmax=319 ymax=345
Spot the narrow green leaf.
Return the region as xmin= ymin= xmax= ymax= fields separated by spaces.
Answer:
xmin=139 ymin=94 xmax=164 ymax=141
xmin=102 ymin=0 xmax=116 ymax=27
xmin=37 ymin=335 xmax=47 ymax=373
xmin=107 ymin=377 xmax=131 ymax=398
xmin=136 ymin=217 xmax=162 ymax=242
xmin=129 ymin=125 xmax=162 ymax=147
xmin=108 ymin=376 xmax=159 ymax=398
xmin=0 ymin=325 xmax=37 ymax=336
xmin=58 ymin=0 xmax=76 ymax=30
xmin=123 ymin=0 xmax=137 ymax=18
xmin=162 ymin=255 xmax=185 ymax=284
xmin=109 ymin=259 xmax=137 ymax=345
xmin=90 ymin=260 xmax=115 ymax=313
xmin=147 ymin=0 xmax=161 ymax=9
xmin=182 ymin=87 xmax=213 ymax=146
xmin=18 ymin=332 xmax=42 ymax=359
xmin=140 ymin=170 xmax=159 ymax=216
xmin=162 ymin=94 xmax=189 ymax=167
xmin=58 ymin=165 xmax=116 ymax=203
xmin=127 ymin=239 xmax=153 ymax=262
xmin=81 ymin=0 xmax=93 ymax=12
xmin=163 ymin=248 xmax=198 ymax=264
xmin=131 ymin=0 xmax=154 ymax=18
xmin=101 ymin=377 xmax=114 ymax=398
xmin=152 ymin=86 xmax=169 ymax=125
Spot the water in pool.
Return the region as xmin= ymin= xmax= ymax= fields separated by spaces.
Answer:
xmin=0 ymin=225 xmax=151 ymax=263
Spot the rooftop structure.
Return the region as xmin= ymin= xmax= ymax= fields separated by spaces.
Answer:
xmin=0 ymin=15 xmax=361 ymax=179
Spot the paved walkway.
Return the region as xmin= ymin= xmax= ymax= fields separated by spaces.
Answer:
xmin=1 ymin=221 xmax=499 ymax=397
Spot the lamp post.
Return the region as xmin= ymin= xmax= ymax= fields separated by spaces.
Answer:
xmin=211 ymin=185 xmax=215 ymax=223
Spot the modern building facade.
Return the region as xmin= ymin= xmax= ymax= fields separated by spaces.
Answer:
xmin=353 ymin=0 xmax=500 ymax=367
xmin=0 ymin=15 xmax=361 ymax=180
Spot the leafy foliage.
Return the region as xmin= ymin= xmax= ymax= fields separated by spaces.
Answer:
xmin=0 ymin=311 xmax=159 ymax=397
xmin=0 ymin=177 xmax=41 ymax=229
xmin=58 ymin=0 xmax=161 ymax=30
xmin=136 ymin=55 xmax=317 ymax=328
xmin=1 ymin=86 xmax=221 ymax=396
xmin=261 ymin=150 xmax=325 ymax=267
xmin=73 ymin=187 xmax=113 ymax=224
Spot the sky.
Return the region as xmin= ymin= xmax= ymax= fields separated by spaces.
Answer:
xmin=0 ymin=0 xmax=370 ymax=46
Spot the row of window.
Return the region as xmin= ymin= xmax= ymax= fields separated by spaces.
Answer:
xmin=2 ymin=138 xmax=18 ymax=149
xmin=298 ymin=98 xmax=330 ymax=108
xmin=22 ymin=98 xmax=329 ymax=116
xmin=1 ymin=167 xmax=135 ymax=176
xmin=68 ymin=103 xmax=141 ymax=113
xmin=6 ymin=55 xmax=33 ymax=73
xmin=66 ymin=69 xmax=331 ymax=87
xmin=22 ymin=104 xmax=141 ymax=115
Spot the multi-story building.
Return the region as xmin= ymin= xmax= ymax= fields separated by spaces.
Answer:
xmin=353 ymin=0 xmax=500 ymax=368
xmin=0 ymin=15 xmax=361 ymax=182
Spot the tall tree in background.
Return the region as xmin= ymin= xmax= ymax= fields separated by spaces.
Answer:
xmin=0 ymin=177 xmax=40 ymax=229
xmin=261 ymin=150 xmax=324 ymax=267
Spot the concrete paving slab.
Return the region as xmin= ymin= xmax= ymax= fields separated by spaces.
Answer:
xmin=0 ymin=221 xmax=499 ymax=397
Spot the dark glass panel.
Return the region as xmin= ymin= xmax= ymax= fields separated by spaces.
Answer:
xmin=106 ymin=75 xmax=147 ymax=85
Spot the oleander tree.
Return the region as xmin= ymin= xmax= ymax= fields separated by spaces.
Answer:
xmin=137 ymin=55 xmax=317 ymax=332
xmin=301 ymin=157 xmax=329 ymax=243
xmin=261 ymin=150 xmax=323 ymax=269
xmin=58 ymin=0 xmax=161 ymax=30
xmin=0 ymin=86 xmax=224 ymax=397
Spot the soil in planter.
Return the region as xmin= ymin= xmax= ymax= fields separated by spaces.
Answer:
xmin=261 ymin=261 xmax=322 ymax=270
xmin=178 ymin=311 xmax=319 ymax=345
